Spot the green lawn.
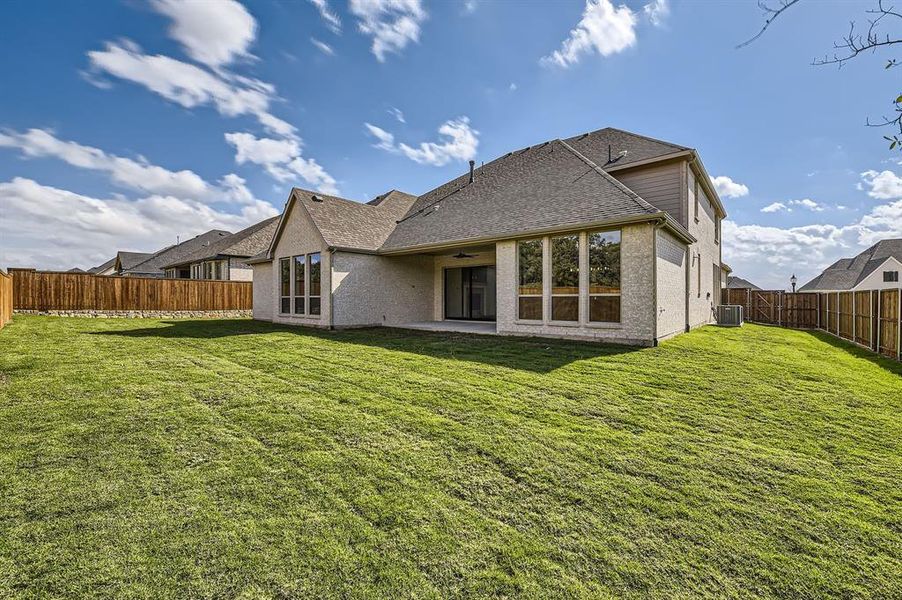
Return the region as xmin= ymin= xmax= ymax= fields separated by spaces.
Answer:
xmin=0 ymin=317 xmax=900 ymax=599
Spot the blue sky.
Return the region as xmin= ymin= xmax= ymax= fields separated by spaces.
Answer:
xmin=1 ymin=0 xmax=900 ymax=289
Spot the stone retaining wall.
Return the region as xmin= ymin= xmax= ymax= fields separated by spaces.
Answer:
xmin=15 ymin=309 xmax=252 ymax=319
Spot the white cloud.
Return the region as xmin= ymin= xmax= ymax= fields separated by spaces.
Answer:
xmin=349 ymin=0 xmax=426 ymax=62
xmin=789 ymin=198 xmax=824 ymax=212
xmin=388 ymin=107 xmax=405 ymax=123
xmin=509 ymin=82 xmax=518 ymax=91
xmin=0 ymin=177 xmax=276 ymax=271
xmin=860 ymin=169 xmax=902 ymax=199
xmin=761 ymin=202 xmax=789 ymax=213
xmin=311 ymin=38 xmax=335 ymax=56
xmin=463 ymin=0 xmax=478 ymax=14
xmin=364 ymin=123 xmax=396 ymax=151
xmin=710 ymin=175 xmax=749 ymax=199
xmin=309 ymin=0 xmax=342 ymax=34
xmin=642 ymin=0 xmax=669 ymax=27
xmin=150 ymin=0 xmax=257 ymax=69
xmin=366 ymin=117 xmax=479 ymax=166
xmin=0 ymin=128 xmax=209 ymax=198
xmin=541 ymin=0 xmax=637 ymax=68
xmin=723 ymin=194 xmax=902 ymax=289
xmin=224 ymin=132 xmax=337 ymax=194
xmin=87 ymin=40 xmax=295 ymax=138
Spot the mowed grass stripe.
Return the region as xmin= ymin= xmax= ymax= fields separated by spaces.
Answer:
xmin=0 ymin=316 xmax=899 ymax=598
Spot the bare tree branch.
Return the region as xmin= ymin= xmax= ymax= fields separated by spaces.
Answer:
xmin=812 ymin=2 xmax=902 ymax=66
xmin=736 ymin=0 xmax=802 ymax=49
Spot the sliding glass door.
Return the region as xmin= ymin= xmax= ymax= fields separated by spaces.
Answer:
xmin=444 ymin=266 xmax=496 ymax=321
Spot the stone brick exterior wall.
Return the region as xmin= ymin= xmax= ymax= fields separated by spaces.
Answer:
xmin=687 ymin=167 xmax=721 ymax=329
xmin=655 ymin=228 xmax=688 ymax=340
xmin=495 ymin=223 xmax=656 ymax=346
xmin=252 ymin=261 xmax=273 ymax=321
xmin=332 ymin=252 xmax=434 ymax=327
xmin=16 ymin=309 xmax=251 ymax=319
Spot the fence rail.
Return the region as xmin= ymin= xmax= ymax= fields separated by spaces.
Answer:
xmin=0 ymin=270 xmax=12 ymax=329
xmin=722 ymin=287 xmax=902 ymax=361
xmin=9 ymin=269 xmax=252 ymax=313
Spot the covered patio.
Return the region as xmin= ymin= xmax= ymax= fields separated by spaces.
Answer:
xmin=396 ymin=320 xmax=497 ymax=335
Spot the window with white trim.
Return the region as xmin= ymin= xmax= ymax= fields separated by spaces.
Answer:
xmin=551 ymin=234 xmax=579 ymax=322
xmin=308 ymin=253 xmax=322 ymax=316
xmin=517 ymin=239 xmax=543 ymax=320
xmin=588 ymin=230 xmax=621 ymax=323
xmin=279 ymin=258 xmax=291 ymax=314
xmin=293 ymin=255 xmax=305 ymax=314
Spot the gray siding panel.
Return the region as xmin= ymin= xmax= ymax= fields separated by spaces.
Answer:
xmin=613 ymin=162 xmax=684 ymax=226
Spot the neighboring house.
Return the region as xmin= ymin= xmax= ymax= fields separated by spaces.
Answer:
xmin=113 ymin=251 xmax=156 ymax=276
xmin=87 ymin=257 xmax=117 ymax=275
xmin=121 ymin=230 xmax=232 ymax=278
xmin=726 ymin=276 xmax=762 ymax=290
xmin=248 ymin=127 xmax=727 ymax=346
xmin=163 ymin=216 xmax=279 ymax=281
xmin=799 ymin=239 xmax=902 ymax=292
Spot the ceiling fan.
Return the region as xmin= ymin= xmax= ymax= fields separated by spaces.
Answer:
xmin=453 ymin=251 xmax=476 ymax=259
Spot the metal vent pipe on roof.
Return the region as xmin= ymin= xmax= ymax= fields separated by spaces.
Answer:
xmin=468 ymin=160 xmax=475 ymax=184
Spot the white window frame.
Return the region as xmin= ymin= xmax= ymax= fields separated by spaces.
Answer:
xmin=279 ymin=257 xmax=291 ymax=314
xmin=308 ymin=252 xmax=322 ymax=316
xmin=550 ymin=234 xmax=580 ymax=323
xmin=516 ymin=238 xmax=544 ymax=322
xmin=587 ymin=229 xmax=622 ymax=324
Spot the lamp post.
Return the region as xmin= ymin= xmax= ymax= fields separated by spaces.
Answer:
xmin=790 ymin=274 xmax=797 ymax=293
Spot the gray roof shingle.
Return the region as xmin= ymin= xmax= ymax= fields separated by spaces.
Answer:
xmin=117 ymin=251 xmax=155 ymax=271
xmin=726 ymin=276 xmax=761 ymax=290
xmin=563 ymin=127 xmax=690 ymax=170
xmin=123 ymin=230 xmax=231 ymax=276
xmin=799 ymin=239 xmax=902 ymax=291
xmin=87 ymin=257 xmax=116 ymax=274
xmin=381 ymin=139 xmax=674 ymax=251
xmin=164 ymin=217 xmax=279 ymax=268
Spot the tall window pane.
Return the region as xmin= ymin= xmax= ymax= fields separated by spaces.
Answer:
xmin=279 ymin=258 xmax=291 ymax=314
xmin=293 ymin=255 xmax=305 ymax=314
xmin=551 ymin=235 xmax=579 ymax=321
xmin=588 ymin=230 xmax=621 ymax=323
xmin=308 ymin=252 xmax=321 ymax=316
xmin=518 ymin=239 xmax=542 ymax=320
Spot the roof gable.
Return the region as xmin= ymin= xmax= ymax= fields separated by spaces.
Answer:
xmin=799 ymin=239 xmax=902 ymax=291
xmin=563 ymin=127 xmax=690 ymax=170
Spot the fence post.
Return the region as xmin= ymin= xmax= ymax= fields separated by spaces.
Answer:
xmin=898 ymin=287 xmax=901 ymax=361
xmin=852 ymin=292 xmax=856 ymax=343
xmin=870 ymin=290 xmax=875 ymax=350
xmin=816 ymin=293 xmax=820 ymax=329
xmin=877 ymin=291 xmax=882 ymax=355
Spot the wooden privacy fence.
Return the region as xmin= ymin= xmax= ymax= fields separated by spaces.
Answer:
xmin=722 ymin=287 xmax=902 ymax=360
xmin=10 ymin=269 xmax=252 ymax=312
xmin=0 ymin=270 xmax=12 ymax=329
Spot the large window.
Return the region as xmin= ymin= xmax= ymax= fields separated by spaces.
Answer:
xmin=885 ymin=270 xmax=899 ymax=283
xmin=551 ymin=235 xmax=579 ymax=321
xmin=308 ymin=253 xmax=321 ymax=316
xmin=518 ymin=239 xmax=543 ymax=320
xmin=588 ymin=230 xmax=621 ymax=323
xmin=293 ymin=255 xmax=305 ymax=314
xmin=279 ymin=258 xmax=291 ymax=314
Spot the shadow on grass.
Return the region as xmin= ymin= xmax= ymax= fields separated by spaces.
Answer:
xmin=87 ymin=319 xmax=642 ymax=373
xmin=804 ymin=329 xmax=902 ymax=377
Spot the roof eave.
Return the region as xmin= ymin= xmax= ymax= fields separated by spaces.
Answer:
xmin=378 ymin=213 xmax=693 ymax=255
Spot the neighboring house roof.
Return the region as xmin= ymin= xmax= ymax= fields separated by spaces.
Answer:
xmin=87 ymin=257 xmax=117 ymax=274
xmin=164 ymin=216 xmax=279 ymax=268
xmin=798 ymin=239 xmax=902 ymax=291
xmin=721 ymin=262 xmax=733 ymax=274
xmin=116 ymin=251 xmax=155 ymax=272
xmin=381 ymin=138 xmax=692 ymax=252
xmin=726 ymin=276 xmax=761 ymax=290
xmin=67 ymin=267 xmax=87 ymax=273
xmin=123 ymin=230 xmax=231 ymax=276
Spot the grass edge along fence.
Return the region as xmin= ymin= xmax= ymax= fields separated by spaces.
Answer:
xmin=9 ymin=269 xmax=252 ymax=314
xmin=722 ymin=287 xmax=901 ymax=361
xmin=0 ymin=270 xmax=12 ymax=329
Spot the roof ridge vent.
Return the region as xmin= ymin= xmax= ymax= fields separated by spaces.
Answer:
xmin=311 ymin=194 xmax=324 ymax=202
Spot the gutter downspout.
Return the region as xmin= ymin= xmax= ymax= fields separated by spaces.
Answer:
xmin=685 ymin=247 xmax=692 ymax=333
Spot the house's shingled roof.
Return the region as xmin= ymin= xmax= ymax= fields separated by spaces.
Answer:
xmin=87 ymin=257 xmax=116 ymax=274
xmin=798 ymin=239 xmax=902 ymax=291
xmin=296 ymin=189 xmax=418 ymax=251
xmin=116 ymin=251 xmax=155 ymax=271
xmin=726 ymin=276 xmax=761 ymax=290
xmin=124 ymin=230 xmax=231 ymax=275
xmin=164 ymin=217 xmax=279 ymax=268
xmin=563 ymin=127 xmax=690 ymax=170
xmin=381 ymin=139 xmax=676 ymax=251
